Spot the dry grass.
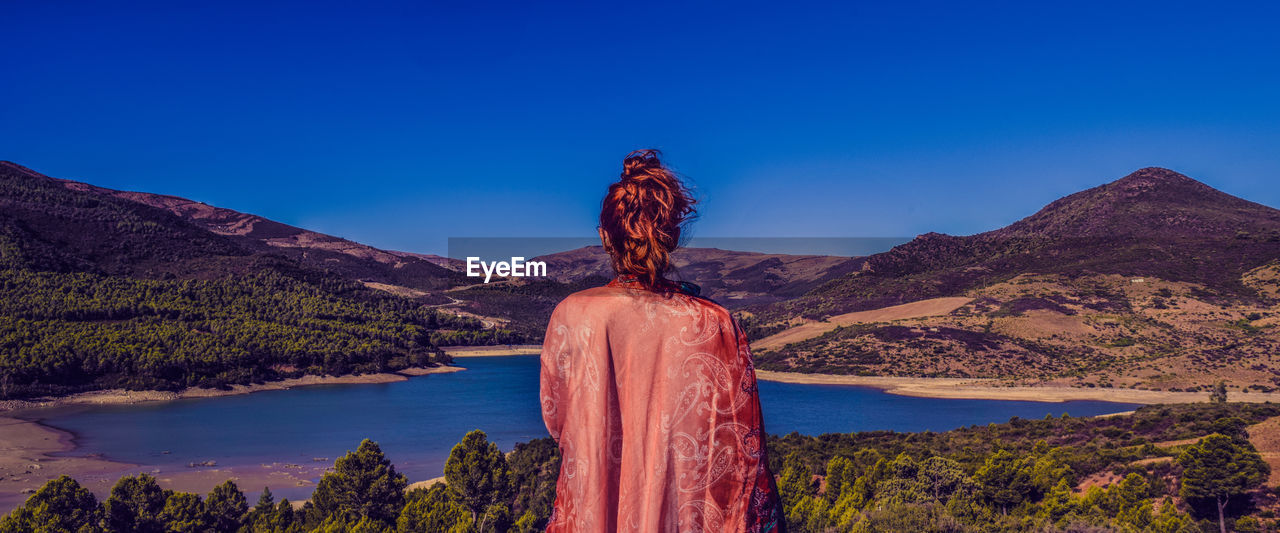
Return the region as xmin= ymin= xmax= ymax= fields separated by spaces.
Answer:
xmin=753 ymin=297 xmax=973 ymax=352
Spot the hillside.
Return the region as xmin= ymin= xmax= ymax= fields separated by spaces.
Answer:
xmin=750 ymin=168 xmax=1280 ymax=392
xmin=27 ymin=163 xmax=465 ymax=298
xmin=0 ymin=162 xmax=501 ymax=399
xmin=533 ymin=246 xmax=860 ymax=308
xmin=763 ymin=168 xmax=1280 ymax=320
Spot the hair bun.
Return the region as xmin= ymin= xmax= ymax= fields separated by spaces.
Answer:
xmin=620 ymin=149 xmax=664 ymax=182
xmin=600 ymin=149 xmax=698 ymax=289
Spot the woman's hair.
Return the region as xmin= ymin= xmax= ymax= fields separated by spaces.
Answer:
xmin=599 ymin=149 xmax=697 ymax=288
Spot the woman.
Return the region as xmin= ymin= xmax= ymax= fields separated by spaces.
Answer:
xmin=540 ymin=150 xmax=785 ymax=532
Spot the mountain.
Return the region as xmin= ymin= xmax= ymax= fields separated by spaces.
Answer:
xmin=533 ymin=246 xmax=861 ymax=308
xmin=0 ymin=162 xmax=248 ymax=277
xmin=750 ymin=168 xmax=1280 ymax=392
xmin=763 ymin=168 xmax=1280 ymax=320
xmin=25 ymin=163 xmax=465 ymax=296
xmin=0 ymin=161 xmax=503 ymax=399
xmin=10 ymin=160 xmax=1278 ymax=395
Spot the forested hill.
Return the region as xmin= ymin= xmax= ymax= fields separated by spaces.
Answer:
xmin=0 ymin=162 xmax=506 ymax=400
xmin=1 ymin=161 xmax=464 ymax=294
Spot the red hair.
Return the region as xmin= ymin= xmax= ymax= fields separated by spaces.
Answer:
xmin=599 ymin=150 xmax=697 ymax=289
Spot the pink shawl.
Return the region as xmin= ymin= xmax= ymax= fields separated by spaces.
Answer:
xmin=540 ymin=277 xmax=783 ymax=532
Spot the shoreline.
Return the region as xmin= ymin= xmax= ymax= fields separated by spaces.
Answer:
xmin=0 ymin=365 xmax=466 ymax=513
xmin=10 ymin=359 xmax=1276 ymax=512
xmin=0 ymin=414 xmax=337 ymax=512
xmin=752 ymin=370 xmax=1280 ymax=404
xmin=0 ymin=365 xmax=464 ymax=415
xmin=444 ymin=345 xmax=541 ymax=357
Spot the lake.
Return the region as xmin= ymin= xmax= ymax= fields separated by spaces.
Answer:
xmin=24 ymin=356 xmax=1139 ymax=501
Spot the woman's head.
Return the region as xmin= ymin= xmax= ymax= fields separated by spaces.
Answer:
xmin=599 ymin=149 xmax=697 ymax=288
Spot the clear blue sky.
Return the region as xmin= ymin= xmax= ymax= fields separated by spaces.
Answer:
xmin=4 ymin=1 xmax=1279 ymax=255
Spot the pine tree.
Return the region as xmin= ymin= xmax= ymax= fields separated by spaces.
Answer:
xmin=777 ymin=453 xmax=812 ymax=510
xmin=444 ymin=430 xmax=512 ymax=524
xmin=0 ymin=475 xmax=104 ymax=533
xmin=1178 ymin=434 xmax=1270 ymax=533
xmin=917 ymin=456 xmax=966 ymax=502
xmin=974 ymin=450 xmax=1033 ymax=515
xmin=1036 ymin=478 xmax=1077 ymax=523
xmin=158 ymin=492 xmax=211 ymax=533
xmin=311 ymin=439 xmax=408 ymax=526
xmin=823 ymin=456 xmax=855 ymax=502
xmin=245 ymin=487 xmax=278 ymax=532
xmin=396 ymin=483 xmax=472 ymax=533
xmin=477 ymin=502 xmax=511 ymax=533
xmin=255 ymin=487 xmax=274 ymax=513
xmin=104 ymin=473 xmax=168 ymax=533
xmin=205 ymin=480 xmax=248 ymax=533
xmin=275 ymin=499 xmax=298 ymax=531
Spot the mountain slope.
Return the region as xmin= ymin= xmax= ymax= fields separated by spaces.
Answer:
xmin=533 ymin=246 xmax=860 ymax=308
xmin=0 ymin=162 xmax=499 ymax=399
xmin=20 ymin=162 xmax=464 ymax=294
xmin=751 ymin=168 xmax=1280 ymax=392
xmin=0 ymin=162 xmax=249 ymax=277
xmin=765 ymin=168 xmax=1280 ymax=320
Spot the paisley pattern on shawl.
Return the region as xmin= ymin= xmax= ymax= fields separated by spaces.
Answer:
xmin=540 ymin=277 xmax=784 ymax=533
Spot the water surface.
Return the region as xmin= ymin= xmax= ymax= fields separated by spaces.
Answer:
xmin=28 ymin=356 xmax=1138 ymax=499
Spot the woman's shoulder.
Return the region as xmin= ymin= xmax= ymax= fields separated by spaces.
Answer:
xmin=558 ymin=283 xmax=737 ymax=328
xmin=552 ymin=283 xmax=732 ymax=321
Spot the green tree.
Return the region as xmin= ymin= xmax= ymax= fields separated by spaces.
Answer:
xmin=848 ymin=502 xmax=964 ymax=533
xmin=477 ymin=502 xmax=511 ymax=533
xmin=511 ymin=510 xmax=540 ymax=533
xmin=825 ymin=489 xmax=864 ymax=532
xmin=396 ymin=484 xmax=471 ymax=533
xmin=272 ymin=499 xmax=299 ymax=533
xmin=1109 ymin=473 xmax=1153 ymax=530
xmin=974 ymin=450 xmax=1033 ymax=515
xmin=0 ymin=475 xmax=104 ymax=533
xmin=777 ymin=453 xmax=813 ymax=521
xmin=917 ymin=456 xmax=966 ymax=502
xmin=886 ymin=452 xmax=918 ymax=480
xmin=104 ymin=473 xmax=168 ymax=533
xmin=823 ymin=456 xmax=855 ymax=502
xmin=444 ymin=430 xmax=512 ymax=525
xmin=1036 ymin=478 xmax=1077 ymax=524
xmin=1178 ymin=434 xmax=1270 ymax=533
xmin=314 ymin=514 xmax=392 ymax=533
xmin=157 ymin=492 xmax=210 ymax=533
xmin=506 ymin=437 xmax=559 ymax=529
xmin=244 ymin=488 xmax=279 ymax=532
xmin=254 ymin=488 xmax=274 ymax=514
xmin=1211 ymin=416 xmax=1250 ymax=440
xmin=1149 ymin=498 xmax=1197 ymax=533
xmin=311 ymin=439 xmax=408 ymax=527
xmin=204 ymin=480 xmax=247 ymax=533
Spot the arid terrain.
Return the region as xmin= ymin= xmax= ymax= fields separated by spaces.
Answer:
xmin=747 ymin=168 xmax=1280 ymax=394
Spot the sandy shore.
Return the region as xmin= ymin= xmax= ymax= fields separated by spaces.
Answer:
xmin=0 ymin=366 xmax=468 ymax=513
xmin=0 ymin=415 xmax=334 ymax=512
xmin=406 ymin=476 xmax=447 ymax=492
xmin=753 ymin=370 xmax=1280 ymax=404
xmin=0 ymin=413 xmax=458 ymax=513
xmin=0 ymin=416 xmax=134 ymax=512
xmin=444 ymin=345 xmax=541 ymax=357
xmin=0 ymin=366 xmax=462 ymax=414
xmin=397 ymin=366 xmax=465 ymax=376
